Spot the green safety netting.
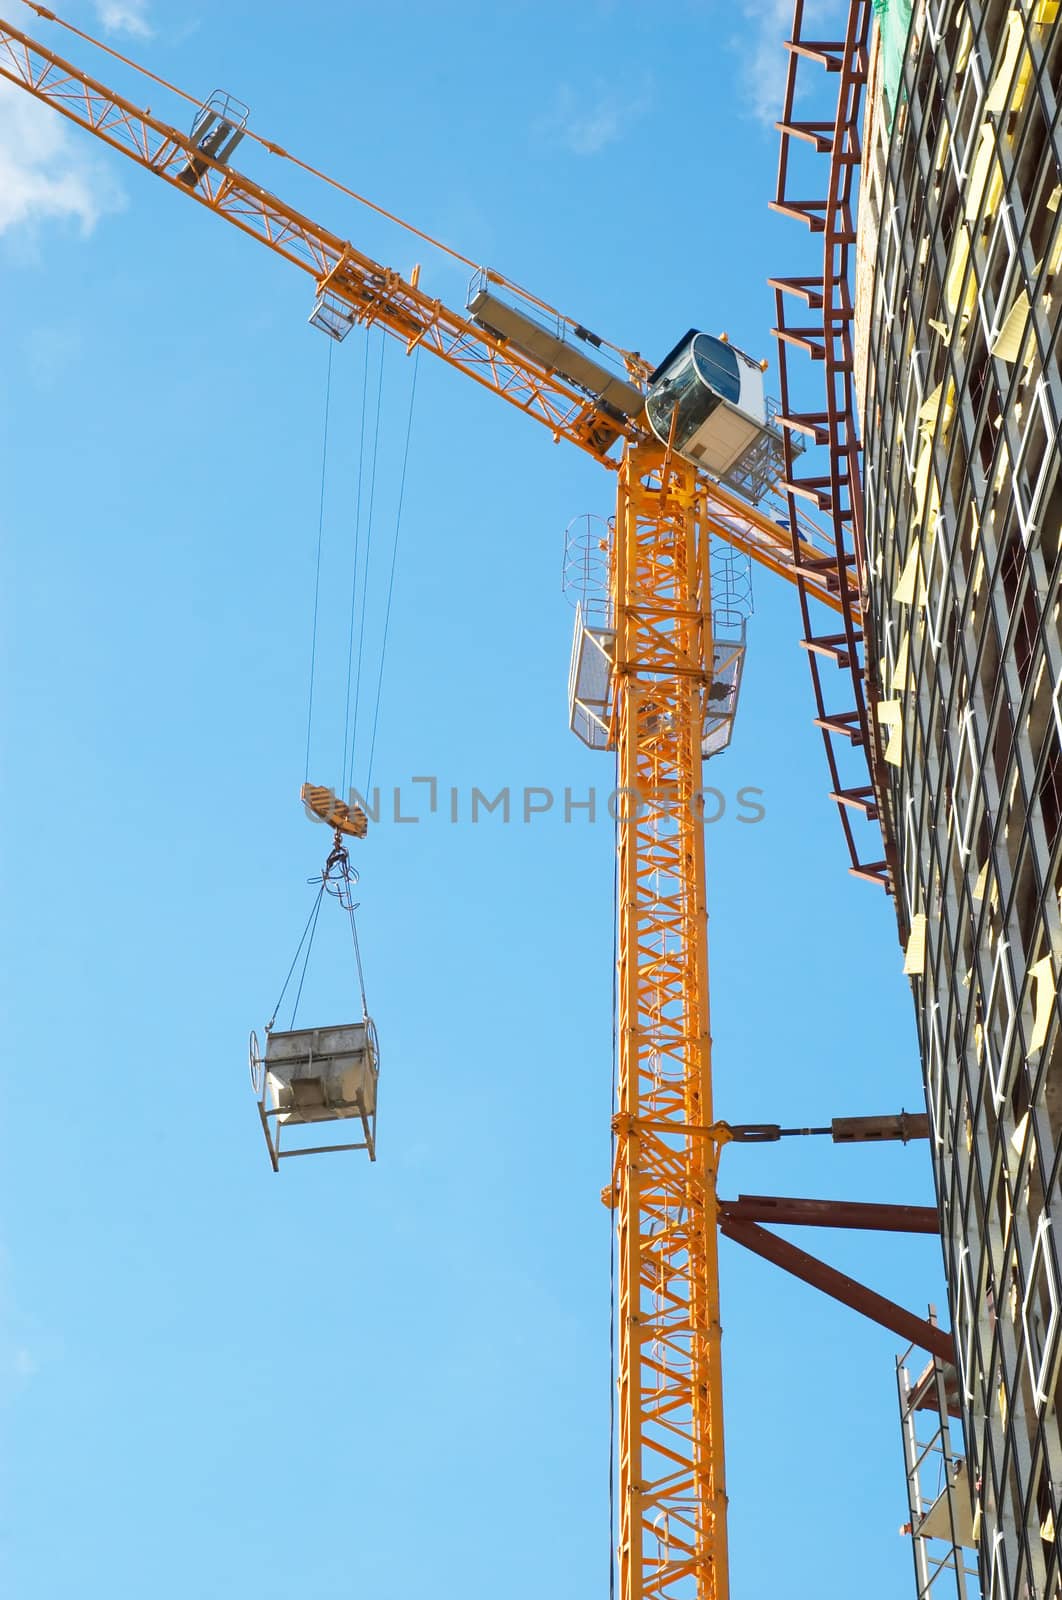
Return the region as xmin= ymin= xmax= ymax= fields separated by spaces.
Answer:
xmin=874 ymin=0 xmax=914 ymax=125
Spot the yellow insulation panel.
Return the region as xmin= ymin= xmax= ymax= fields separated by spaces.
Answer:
xmin=893 ymin=630 xmax=911 ymax=692
xmin=993 ymin=290 xmax=1032 ymax=362
xmin=985 ymin=13 xmax=1027 ymax=114
xmin=966 ymin=123 xmax=1005 ymax=224
xmin=904 ymin=913 xmax=928 ymax=975
xmin=1030 ymin=955 xmax=1056 ymax=1051
xmin=895 ymin=540 xmax=921 ymax=606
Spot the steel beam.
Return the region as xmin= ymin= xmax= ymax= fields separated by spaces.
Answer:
xmin=718 ymin=1195 xmax=940 ymax=1234
xmin=719 ymin=1219 xmax=954 ymax=1364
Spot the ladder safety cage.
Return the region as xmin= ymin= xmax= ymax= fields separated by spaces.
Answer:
xmin=702 ymin=619 xmax=747 ymax=761
xmin=309 ymin=289 xmax=357 ymax=342
xmin=896 ymin=1340 xmax=980 ymax=1600
xmin=569 ymin=600 xmax=617 ymax=751
xmin=701 ymin=543 xmax=753 ymax=761
xmin=177 ymin=89 xmax=249 ymax=190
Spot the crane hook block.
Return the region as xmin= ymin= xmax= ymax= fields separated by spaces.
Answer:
xmin=301 ymin=783 xmax=368 ymax=839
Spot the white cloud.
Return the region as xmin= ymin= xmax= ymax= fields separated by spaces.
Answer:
xmin=735 ymin=0 xmax=850 ymax=126
xmin=12 ymin=1347 xmax=37 ymax=1380
xmin=0 ymin=1241 xmax=50 ymax=1398
xmin=537 ymin=80 xmax=653 ymax=158
xmin=93 ymin=0 xmax=152 ymax=35
xmin=564 ymin=95 xmax=625 ymax=158
xmin=24 ymin=324 xmax=84 ymax=389
xmin=736 ymin=0 xmax=797 ymax=126
xmin=0 ymin=77 xmax=125 ymax=237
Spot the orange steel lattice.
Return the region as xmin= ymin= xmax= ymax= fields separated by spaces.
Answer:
xmin=0 ymin=13 xmax=856 ymax=618
xmin=610 ymin=441 xmax=728 ymax=1600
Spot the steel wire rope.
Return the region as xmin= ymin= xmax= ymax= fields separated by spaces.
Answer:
xmin=289 ymin=885 xmax=326 ymax=1029
xmin=345 ymin=895 xmax=369 ymax=1019
xmin=347 ymin=329 xmax=387 ymax=789
xmin=304 ymin=340 xmax=334 ymax=781
xmin=267 ymin=879 xmax=327 ymax=1031
xmin=340 ymin=339 xmax=372 ymax=797
xmin=365 ymin=346 xmax=420 ymax=794
xmin=322 ymin=843 xmax=369 ymax=1016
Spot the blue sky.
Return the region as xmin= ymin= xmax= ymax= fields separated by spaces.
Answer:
xmin=0 ymin=4 xmax=945 ymax=1598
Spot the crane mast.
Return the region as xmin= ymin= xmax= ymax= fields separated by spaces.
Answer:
xmin=0 ymin=17 xmax=837 ymax=1600
xmin=613 ymin=443 xmax=728 ymax=1600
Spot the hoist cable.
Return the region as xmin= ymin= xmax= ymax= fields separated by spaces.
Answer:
xmin=366 ymin=346 xmax=420 ymax=794
xmin=345 ymin=897 xmax=369 ymax=1018
xmin=320 ymin=837 xmax=369 ymax=1015
xmin=267 ymin=839 xmax=367 ymax=1036
xmin=304 ymin=340 xmax=334 ymax=781
xmin=348 ymin=329 xmax=387 ymax=787
xmin=341 ymin=340 xmax=372 ymax=797
xmin=289 ymin=883 xmax=326 ymax=1030
xmin=267 ymin=879 xmax=327 ymax=1032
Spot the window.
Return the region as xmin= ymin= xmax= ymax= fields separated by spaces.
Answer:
xmin=1000 ymin=534 xmax=1038 ymax=685
xmin=984 ymin=939 xmax=1018 ymax=1109
xmin=691 ymin=336 xmax=740 ymax=405
xmin=1023 ymin=1215 xmax=1061 ymax=1408
xmin=1038 ymin=732 xmax=1062 ymax=849
xmin=1014 ymin=377 xmax=1056 ymax=544
xmin=928 ymin=1001 xmax=950 ymax=1147
xmin=954 ymin=1242 xmax=979 ymax=1401
xmin=955 ymin=704 xmax=982 ymax=859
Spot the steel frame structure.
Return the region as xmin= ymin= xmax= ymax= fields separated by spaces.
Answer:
xmin=770 ymin=0 xmax=902 ymax=902
xmin=897 ymin=1338 xmax=980 ymax=1600
xmin=612 ymin=443 xmax=728 ymax=1600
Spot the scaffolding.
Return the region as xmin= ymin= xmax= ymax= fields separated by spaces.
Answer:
xmin=897 ymin=1328 xmax=981 ymax=1600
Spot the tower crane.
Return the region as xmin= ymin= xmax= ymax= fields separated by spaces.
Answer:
xmin=0 ymin=13 xmax=867 ymax=1600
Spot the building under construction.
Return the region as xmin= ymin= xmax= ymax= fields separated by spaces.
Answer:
xmin=773 ymin=1 xmax=1062 ymax=1595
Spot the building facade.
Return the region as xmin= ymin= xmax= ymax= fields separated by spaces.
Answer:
xmin=855 ymin=0 xmax=1062 ymax=1594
